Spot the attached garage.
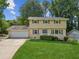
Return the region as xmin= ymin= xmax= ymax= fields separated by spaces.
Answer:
xmin=9 ymin=31 xmax=28 ymax=38
xmin=7 ymin=26 xmax=29 ymax=38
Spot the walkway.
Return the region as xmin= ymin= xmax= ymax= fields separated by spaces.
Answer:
xmin=0 ymin=39 xmax=26 ymax=59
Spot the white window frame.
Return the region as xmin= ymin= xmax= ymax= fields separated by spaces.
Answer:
xmin=43 ymin=20 xmax=50 ymax=24
xmin=55 ymin=29 xmax=58 ymax=34
xmin=32 ymin=20 xmax=39 ymax=24
xmin=51 ymin=29 xmax=54 ymax=34
xmin=42 ymin=29 xmax=48 ymax=34
xmin=54 ymin=20 xmax=61 ymax=24
xmin=33 ymin=30 xmax=39 ymax=34
xmin=59 ymin=30 xmax=63 ymax=34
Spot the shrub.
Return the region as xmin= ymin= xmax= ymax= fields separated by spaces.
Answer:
xmin=64 ymin=36 xmax=69 ymax=42
xmin=53 ymin=36 xmax=59 ymax=41
xmin=40 ymin=35 xmax=59 ymax=41
xmin=40 ymin=35 xmax=52 ymax=41
xmin=68 ymin=39 xmax=78 ymax=45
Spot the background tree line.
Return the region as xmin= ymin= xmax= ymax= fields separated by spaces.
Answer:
xmin=19 ymin=0 xmax=79 ymax=32
xmin=0 ymin=0 xmax=79 ymax=34
xmin=0 ymin=0 xmax=9 ymax=34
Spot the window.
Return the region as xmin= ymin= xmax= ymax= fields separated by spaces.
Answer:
xmin=32 ymin=20 xmax=39 ymax=24
xmin=54 ymin=20 xmax=58 ymax=24
xmin=33 ymin=30 xmax=39 ymax=34
xmin=43 ymin=20 xmax=50 ymax=24
xmin=51 ymin=30 xmax=54 ymax=34
xmin=59 ymin=30 xmax=63 ymax=34
xmin=42 ymin=29 xmax=48 ymax=34
xmin=59 ymin=20 xmax=61 ymax=24
xmin=54 ymin=20 xmax=61 ymax=24
xmin=55 ymin=30 xmax=58 ymax=34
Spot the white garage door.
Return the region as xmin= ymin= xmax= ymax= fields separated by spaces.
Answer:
xmin=10 ymin=32 xmax=28 ymax=38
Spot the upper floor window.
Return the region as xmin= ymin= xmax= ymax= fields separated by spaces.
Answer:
xmin=42 ymin=29 xmax=48 ymax=34
xmin=43 ymin=20 xmax=50 ymax=24
xmin=59 ymin=20 xmax=61 ymax=24
xmin=33 ymin=30 xmax=39 ymax=34
xmin=54 ymin=20 xmax=61 ymax=24
xmin=32 ymin=20 xmax=39 ymax=24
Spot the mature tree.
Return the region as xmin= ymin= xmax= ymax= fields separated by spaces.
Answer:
xmin=19 ymin=0 xmax=79 ymax=31
xmin=50 ymin=0 xmax=79 ymax=32
xmin=0 ymin=0 xmax=8 ymax=33
xmin=7 ymin=20 xmax=17 ymax=26
xmin=1 ymin=20 xmax=10 ymax=34
xmin=41 ymin=0 xmax=51 ymax=17
xmin=17 ymin=17 xmax=29 ymax=25
xmin=19 ymin=0 xmax=43 ymax=25
xmin=51 ymin=0 xmax=77 ymax=17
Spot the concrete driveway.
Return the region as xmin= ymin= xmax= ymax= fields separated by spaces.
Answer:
xmin=0 ymin=39 xmax=27 ymax=59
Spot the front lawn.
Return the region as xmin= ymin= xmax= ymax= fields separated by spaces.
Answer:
xmin=12 ymin=40 xmax=79 ymax=59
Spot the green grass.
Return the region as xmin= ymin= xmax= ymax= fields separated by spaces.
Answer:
xmin=12 ymin=40 xmax=79 ymax=59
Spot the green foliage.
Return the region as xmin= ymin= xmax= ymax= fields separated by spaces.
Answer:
xmin=19 ymin=0 xmax=43 ymax=25
xmin=0 ymin=20 xmax=10 ymax=34
xmin=17 ymin=17 xmax=29 ymax=25
xmin=68 ymin=39 xmax=78 ymax=45
xmin=51 ymin=0 xmax=78 ymax=17
xmin=64 ymin=36 xmax=69 ymax=42
xmin=7 ymin=20 xmax=17 ymax=26
xmin=40 ymin=35 xmax=53 ymax=40
xmin=70 ymin=39 xmax=78 ymax=45
xmin=0 ymin=0 xmax=8 ymax=34
xmin=40 ymin=35 xmax=59 ymax=41
xmin=21 ymin=0 xmax=43 ymax=17
xmin=43 ymin=0 xmax=50 ymax=8
xmin=0 ymin=0 xmax=8 ymax=19
xmin=50 ymin=0 xmax=79 ymax=31
xmin=19 ymin=0 xmax=79 ymax=31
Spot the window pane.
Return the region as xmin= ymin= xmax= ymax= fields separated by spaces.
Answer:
xmin=33 ymin=30 xmax=39 ymax=34
xmin=54 ymin=20 xmax=58 ymax=24
xmin=42 ymin=29 xmax=47 ymax=34
xmin=32 ymin=20 xmax=39 ymax=23
xmin=51 ymin=30 xmax=54 ymax=34
xmin=55 ymin=30 xmax=58 ymax=34
xmin=54 ymin=20 xmax=61 ymax=24
xmin=59 ymin=20 xmax=61 ymax=24
xmin=59 ymin=30 xmax=63 ymax=34
xmin=43 ymin=20 xmax=50 ymax=24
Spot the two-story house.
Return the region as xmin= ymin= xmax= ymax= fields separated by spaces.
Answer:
xmin=7 ymin=17 xmax=68 ymax=39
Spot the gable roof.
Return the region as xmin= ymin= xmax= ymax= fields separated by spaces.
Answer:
xmin=68 ymin=29 xmax=79 ymax=35
xmin=7 ymin=25 xmax=28 ymax=31
xmin=68 ymin=29 xmax=79 ymax=39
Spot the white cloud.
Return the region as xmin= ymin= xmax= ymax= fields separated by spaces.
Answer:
xmin=6 ymin=0 xmax=16 ymax=15
xmin=6 ymin=0 xmax=16 ymax=10
xmin=11 ymin=11 xmax=16 ymax=15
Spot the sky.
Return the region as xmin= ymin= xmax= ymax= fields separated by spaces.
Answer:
xmin=4 ymin=0 xmax=26 ymax=20
xmin=4 ymin=0 xmax=51 ymax=20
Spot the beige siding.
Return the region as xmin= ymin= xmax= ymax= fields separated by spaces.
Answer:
xmin=28 ymin=17 xmax=68 ymax=39
xmin=29 ymin=29 xmax=66 ymax=39
xmin=29 ymin=20 xmax=67 ymax=29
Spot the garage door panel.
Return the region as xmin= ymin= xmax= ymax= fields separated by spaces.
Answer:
xmin=10 ymin=32 xmax=28 ymax=38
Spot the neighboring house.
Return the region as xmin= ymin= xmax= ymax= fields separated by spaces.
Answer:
xmin=7 ymin=17 xmax=68 ymax=39
xmin=68 ymin=29 xmax=79 ymax=40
